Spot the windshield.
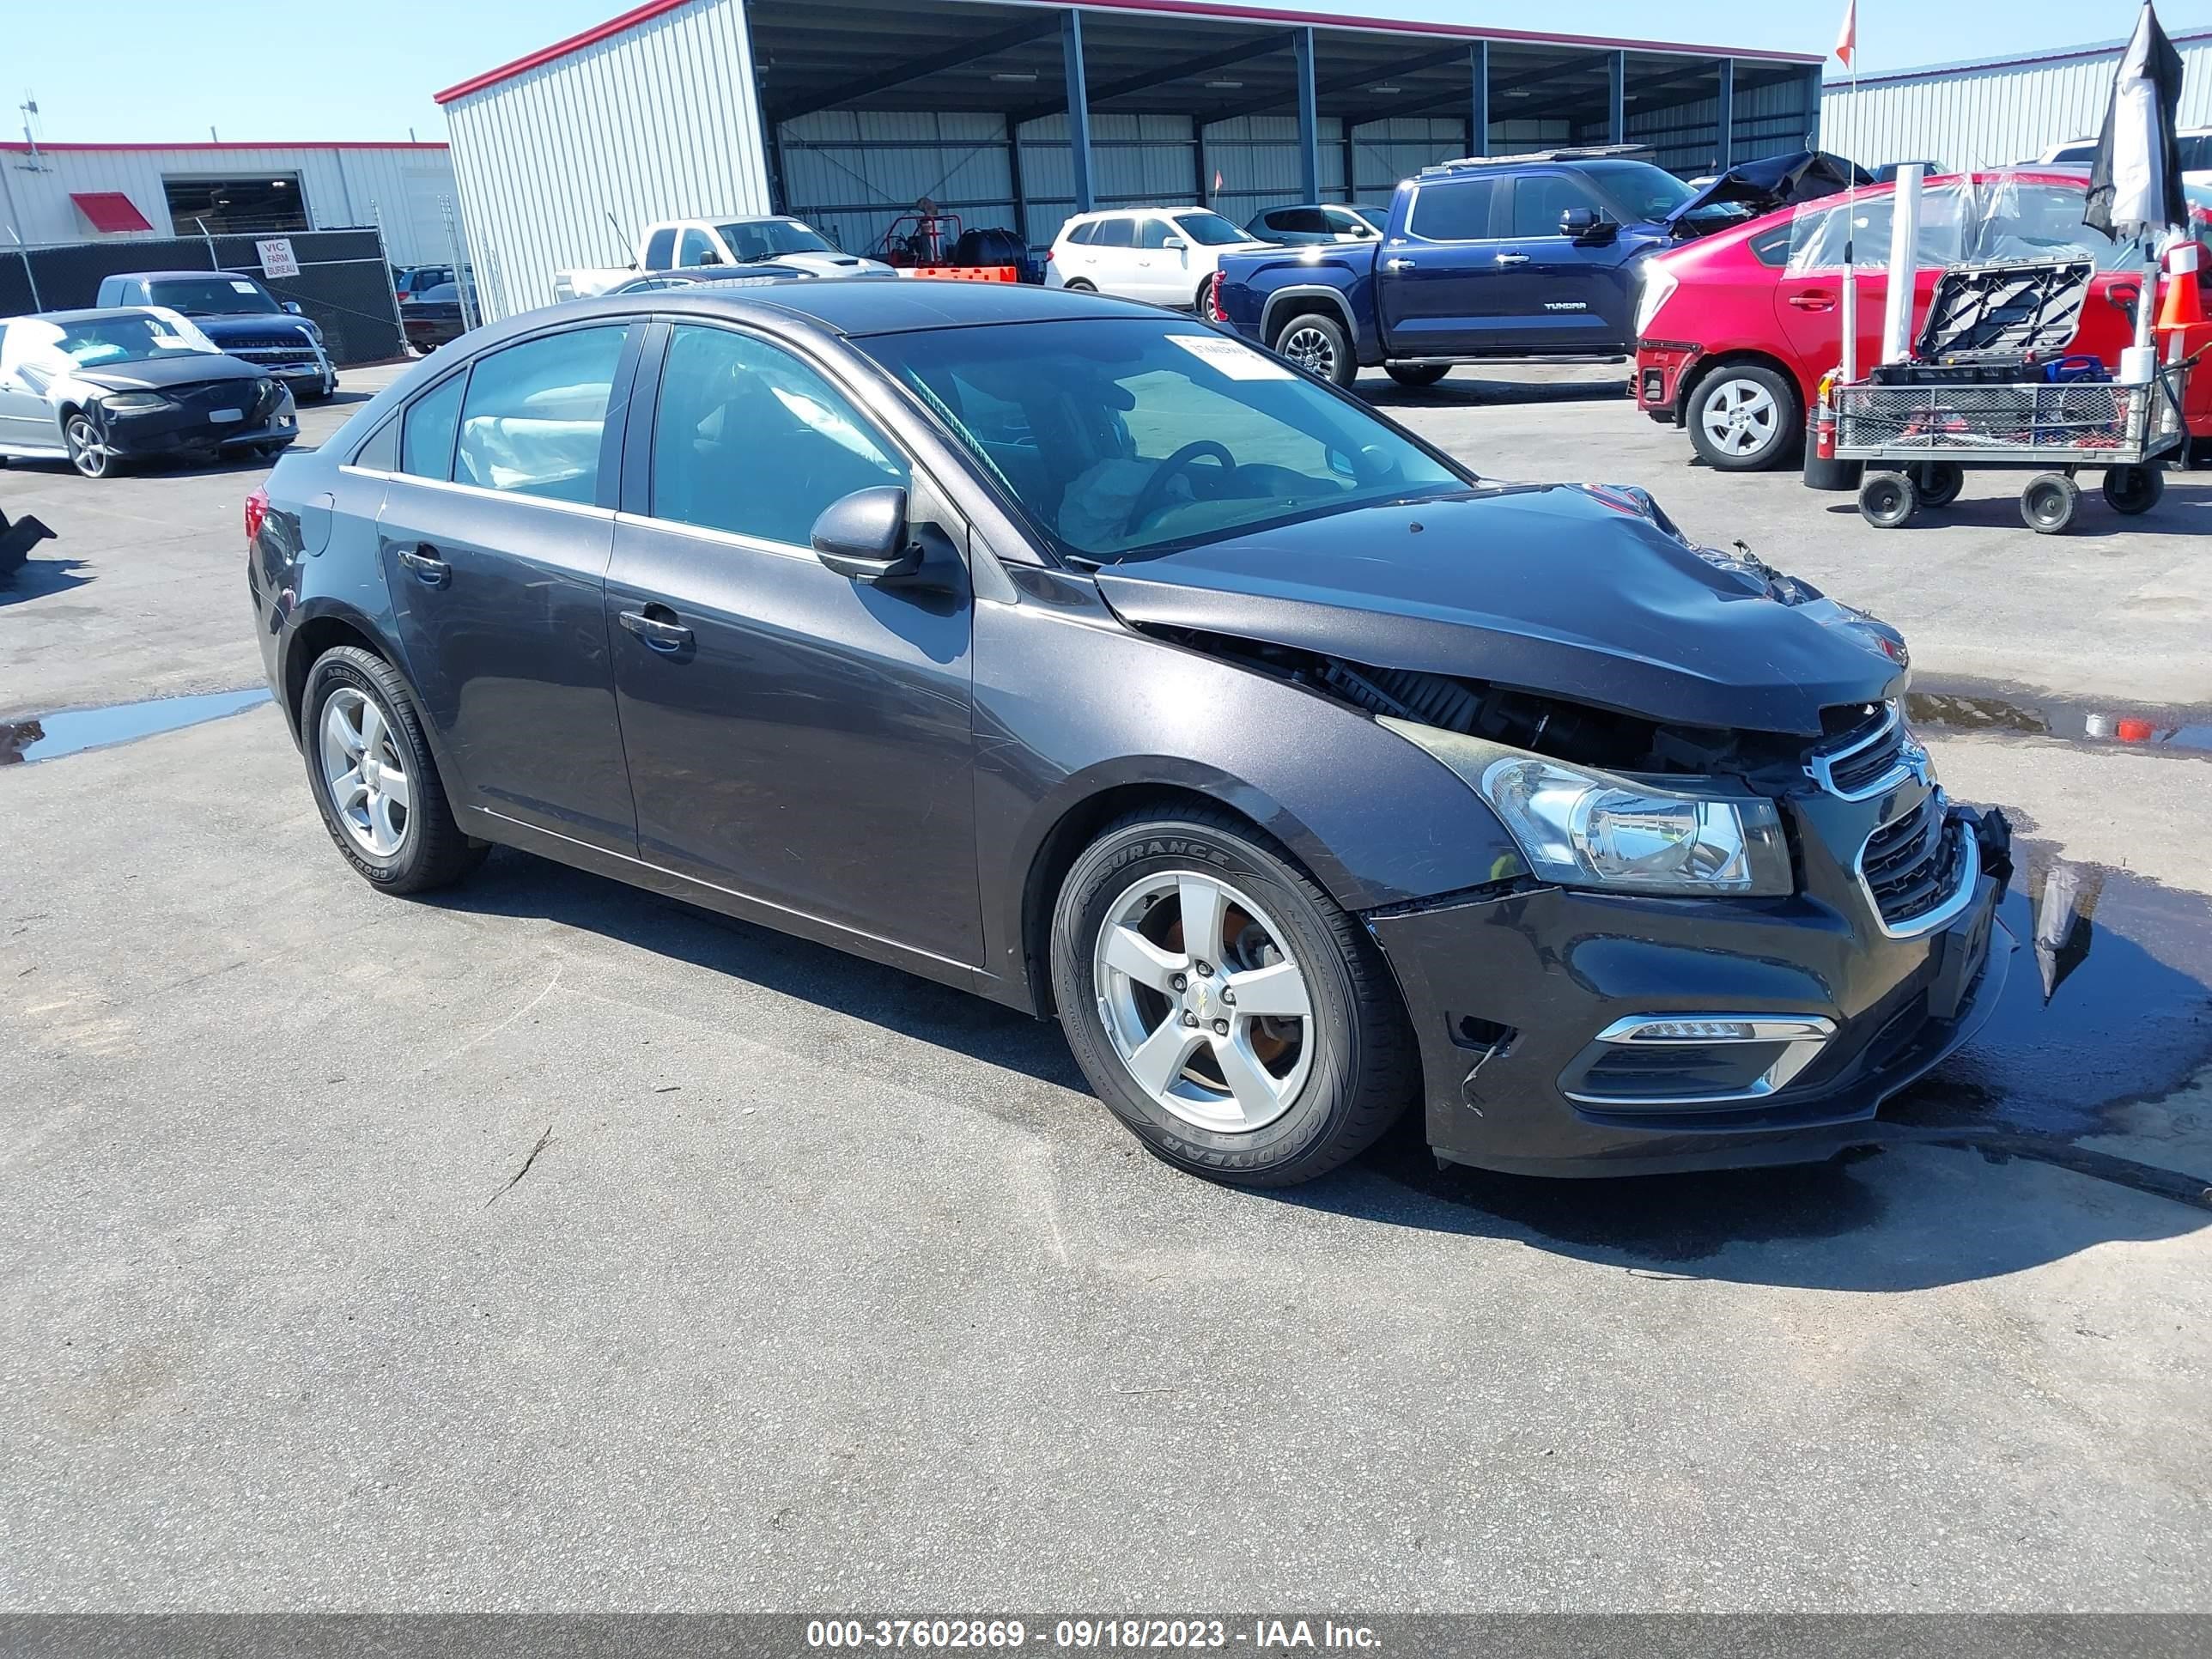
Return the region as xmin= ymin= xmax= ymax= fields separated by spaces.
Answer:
xmin=718 ymin=219 xmax=838 ymax=261
xmin=1170 ymin=210 xmax=1253 ymax=246
xmin=146 ymin=276 xmax=281 ymax=316
xmin=1582 ymin=160 xmax=1698 ymax=223
xmin=858 ymin=319 xmax=1467 ymax=562
xmin=7 ymin=310 xmax=221 ymax=369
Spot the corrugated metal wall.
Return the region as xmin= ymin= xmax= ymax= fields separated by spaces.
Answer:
xmin=781 ymin=111 xmax=1014 ymax=255
xmin=443 ymin=0 xmax=771 ymax=320
xmin=1606 ymin=75 xmax=1816 ymax=174
xmin=1821 ymin=33 xmax=2212 ymax=171
xmin=1198 ymin=116 xmax=1348 ymax=227
xmin=0 ymin=144 xmax=458 ymax=264
xmin=1348 ymin=118 xmax=1467 ymax=200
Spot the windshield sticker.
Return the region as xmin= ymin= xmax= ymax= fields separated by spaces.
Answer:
xmin=231 ymin=281 xmax=259 ymax=294
xmin=1166 ymin=333 xmax=1294 ymax=380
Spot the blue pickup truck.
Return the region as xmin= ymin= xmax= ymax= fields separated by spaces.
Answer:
xmin=1212 ymin=147 xmax=1749 ymax=388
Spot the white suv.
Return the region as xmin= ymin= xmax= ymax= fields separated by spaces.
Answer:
xmin=1045 ymin=207 xmax=1269 ymax=311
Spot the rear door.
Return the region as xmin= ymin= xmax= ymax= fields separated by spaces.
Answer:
xmin=0 ymin=323 xmax=58 ymax=449
xmin=1484 ymin=170 xmax=1641 ymax=350
xmin=1376 ymin=174 xmax=1505 ymax=355
xmin=604 ymin=320 xmax=982 ymax=963
xmin=1089 ymin=215 xmax=1140 ymax=298
xmin=373 ymin=321 xmax=642 ymax=851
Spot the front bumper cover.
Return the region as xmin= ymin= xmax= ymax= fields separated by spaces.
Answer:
xmin=1367 ymin=807 xmax=2013 ymax=1176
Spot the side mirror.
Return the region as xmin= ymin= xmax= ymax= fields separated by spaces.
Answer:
xmin=2110 ymin=281 xmax=2142 ymax=313
xmin=811 ymin=485 xmax=921 ymax=583
xmin=282 ymin=301 xmax=304 ymax=315
xmin=1163 ymin=234 xmax=1188 ymax=252
xmin=1560 ymin=207 xmax=1613 ymax=240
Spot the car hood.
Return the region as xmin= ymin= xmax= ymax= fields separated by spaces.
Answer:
xmin=71 ymin=354 xmax=267 ymax=392
xmin=770 ymin=251 xmax=895 ymax=277
xmin=191 ymin=313 xmax=313 ymax=341
xmin=1091 ymin=483 xmax=1907 ymax=737
xmin=1664 ymin=149 xmax=1870 ymax=228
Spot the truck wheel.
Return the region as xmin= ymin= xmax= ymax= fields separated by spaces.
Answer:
xmin=1686 ymin=364 xmax=1801 ymax=471
xmin=1273 ymin=313 xmax=1355 ymax=387
xmin=1384 ymin=363 xmax=1449 ymax=388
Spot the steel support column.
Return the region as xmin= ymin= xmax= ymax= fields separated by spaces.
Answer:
xmin=1008 ymin=118 xmax=1030 ymax=245
xmin=1063 ymin=9 xmax=1094 ymax=215
xmin=1805 ymin=64 xmax=1824 ymax=149
xmin=1295 ymin=27 xmax=1322 ymax=204
xmin=1715 ymin=58 xmax=1735 ymax=172
xmin=1469 ymin=40 xmax=1490 ymax=157
xmin=1607 ymin=50 xmax=1626 ymax=145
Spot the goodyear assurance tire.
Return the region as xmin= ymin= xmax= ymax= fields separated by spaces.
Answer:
xmin=1686 ymin=363 xmax=1801 ymax=471
xmin=302 ymin=646 xmax=484 ymax=895
xmin=1050 ymin=810 xmax=1416 ymax=1187
xmin=1273 ymin=312 xmax=1356 ymax=388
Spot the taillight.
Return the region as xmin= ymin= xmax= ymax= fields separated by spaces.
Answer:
xmin=245 ymin=485 xmax=270 ymax=544
xmin=1042 ymin=247 xmax=1054 ymax=262
xmin=1206 ymin=270 xmax=1228 ymax=324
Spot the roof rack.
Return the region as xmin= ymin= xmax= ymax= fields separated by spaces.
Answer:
xmin=1419 ymin=144 xmax=1654 ymax=173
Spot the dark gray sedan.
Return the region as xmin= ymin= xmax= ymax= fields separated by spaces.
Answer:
xmin=247 ymin=283 xmax=2011 ymax=1187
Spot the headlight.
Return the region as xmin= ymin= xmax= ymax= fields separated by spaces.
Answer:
xmin=1381 ymin=718 xmax=1792 ymax=897
xmin=1632 ymin=259 xmax=1679 ymax=338
xmin=100 ymin=391 xmax=170 ymax=414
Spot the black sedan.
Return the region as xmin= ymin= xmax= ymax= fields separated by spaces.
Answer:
xmin=400 ymin=283 xmax=477 ymax=355
xmin=247 ymin=283 xmax=2011 ymax=1186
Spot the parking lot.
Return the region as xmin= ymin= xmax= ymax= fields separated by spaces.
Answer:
xmin=3 ymin=362 xmax=2209 ymax=1611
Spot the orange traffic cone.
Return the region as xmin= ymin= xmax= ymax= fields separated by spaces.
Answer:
xmin=2158 ymin=238 xmax=2206 ymax=331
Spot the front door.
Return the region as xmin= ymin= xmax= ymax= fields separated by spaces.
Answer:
xmin=1376 ymin=174 xmax=1509 ymax=356
xmin=374 ymin=322 xmax=641 ymax=851
xmin=1482 ymin=171 xmax=1641 ymax=352
xmin=605 ymin=321 xmax=982 ymax=965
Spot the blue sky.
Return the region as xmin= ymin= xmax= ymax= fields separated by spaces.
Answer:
xmin=10 ymin=0 xmax=2212 ymax=144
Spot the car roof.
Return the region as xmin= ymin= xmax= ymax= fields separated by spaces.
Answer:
xmin=106 ymin=270 xmax=264 ymax=283
xmin=550 ymin=278 xmax=1152 ymax=337
xmin=14 ymin=306 xmax=165 ymax=324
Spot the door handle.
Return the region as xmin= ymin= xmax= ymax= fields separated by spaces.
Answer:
xmin=618 ymin=606 xmax=694 ymax=654
xmin=396 ymin=544 xmax=450 ymax=587
xmin=1494 ymin=252 xmax=1530 ymax=266
xmin=1788 ymin=291 xmax=1838 ymax=311
xmin=1382 ymin=257 xmax=1416 ymax=271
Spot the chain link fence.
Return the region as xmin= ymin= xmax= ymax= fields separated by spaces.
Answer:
xmin=0 ymin=228 xmax=408 ymax=368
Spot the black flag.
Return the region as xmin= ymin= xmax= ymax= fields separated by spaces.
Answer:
xmin=2086 ymin=2 xmax=2188 ymax=237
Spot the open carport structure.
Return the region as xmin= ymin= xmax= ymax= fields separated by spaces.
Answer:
xmin=438 ymin=0 xmax=1822 ymax=320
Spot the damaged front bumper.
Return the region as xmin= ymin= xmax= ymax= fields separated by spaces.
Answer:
xmin=1366 ymin=803 xmax=2014 ymax=1176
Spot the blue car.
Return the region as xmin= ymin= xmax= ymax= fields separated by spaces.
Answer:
xmin=95 ymin=270 xmax=337 ymax=401
xmin=1212 ymin=147 xmax=1752 ymax=388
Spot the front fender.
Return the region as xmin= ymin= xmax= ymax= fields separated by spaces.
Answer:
xmin=970 ymin=569 xmax=1524 ymax=1001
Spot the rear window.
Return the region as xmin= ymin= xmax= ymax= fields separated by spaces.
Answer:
xmin=453 ymin=325 xmax=627 ymax=503
xmin=1408 ymin=178 xmax=1495 ymax=240
xmin=1094 ymin=217 xmax=1135 ymax=249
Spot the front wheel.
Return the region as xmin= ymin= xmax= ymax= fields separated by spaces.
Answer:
xmin=64 ymin=412 xmax=118 ymax=479
xmin=2021 ymin=471 xmax=2080 ymax=534
xmin=1384 ymin=362 xmax=1450 ymax=388
xmin=1908 ymin=460 xmax=1964 ymax=507
xmin=2101 ymin=464 xmax=2165 ymax=514
xmin=1050 ymin=810 xmax=1416 ymax=1187
xmin=1686 ymin=364 xmax=1801 ymax=471
xmin=302 ymin=646 xmax=485 ymax=894
xmin=1272 ymin=312 xmax=1355 ymax=387
xmin=1857 ymin=470 xmax=1918 ymax=529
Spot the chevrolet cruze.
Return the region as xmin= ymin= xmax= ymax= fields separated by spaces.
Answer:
xmin=248 ymin=282 xmax=2011 ymax=1187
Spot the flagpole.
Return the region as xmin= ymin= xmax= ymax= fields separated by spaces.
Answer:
xmin=1838 ymin=9 xmax=1859 ymax=388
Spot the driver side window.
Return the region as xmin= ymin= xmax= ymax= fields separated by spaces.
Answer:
xmin=676 ymin=228 xmax=719 ymax=267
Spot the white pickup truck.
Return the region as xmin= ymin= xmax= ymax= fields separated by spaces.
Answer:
xmin=553 ymin=215 xmax=895 ymax=301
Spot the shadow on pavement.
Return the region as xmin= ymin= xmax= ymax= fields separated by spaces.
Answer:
xmin=1359 ymin=374 xmax=1630 ymax=411
xmin=0 ymin=554 xmax=93 ymax=606
xmin=1823 ymin=481 xmax=2212 ymax=538
xmin=433 ymin=844 xmax=2210 ymax=1292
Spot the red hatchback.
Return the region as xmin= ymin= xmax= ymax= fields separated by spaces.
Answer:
xmin=1633 ymin=172 xmax=2155 ymax=471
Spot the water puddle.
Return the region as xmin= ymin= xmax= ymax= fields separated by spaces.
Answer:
xmin=0 ymin=687 xmax=273 ymax=766
xmin=1907 ymin=685 xmax=2212 ymax=755
xmin=1886 ymin=843 xmax=2212 ymax=1139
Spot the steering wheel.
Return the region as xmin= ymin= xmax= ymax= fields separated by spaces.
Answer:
xmin=1123 ymin=440 xmax=1234 ymax=535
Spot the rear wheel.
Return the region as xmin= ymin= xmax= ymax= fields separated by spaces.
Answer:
xmin=2101 ymin=464 xmax=2164 ymax=514
xmin=1908 ymin=460 xmax=1964 ymax=507
xmin=1384 ymin=362 xmax=1450 ymax=388
xmin=2021 ymin=471 xmax=2080 ymax=534
xmin=302 ymin=646 xmax=484 ymax=895
xmin=1686 ymin=363 xmax=1801 ymax=471
xmin=1050 ymin=810 xmax=1416 ymax=1187
xmin=1063 ymin=278 xmax=1097 ymax=293
xmin=1857 ymin=470 xmax=1917 ymax=529
xmin=1273 ymin=312 xmax=1355 ymax=387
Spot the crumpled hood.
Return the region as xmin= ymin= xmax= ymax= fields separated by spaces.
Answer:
xmin=1091 ymin=483 xmax=1907 ymax=737
xmin=1664 ymin=149 xmax=1869 ymax=229
xmin=771 ymin=251 xmax=896 ymax=278
xmin=72 ymin=354 xmax=266 ymax=392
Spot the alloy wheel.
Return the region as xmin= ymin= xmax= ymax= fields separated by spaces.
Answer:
xmin=65 ymin=416 xmax=110 ymax=479
xmin=1699 ymin=379 xmax=1779 ymax=458
xmin=1279 ymin=325 xmax=1337 ymax=380
xmin=319 ymin=686 xmax=414 ymax=857
xmin=1091 ymin=871 xmax=1315 ymax=1133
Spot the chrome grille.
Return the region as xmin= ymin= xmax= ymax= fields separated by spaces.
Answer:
xmin=1807 ymin=701 xmax=1921 ymax=800
xmin=1857 ymin=791 xmax=1976 ymax=937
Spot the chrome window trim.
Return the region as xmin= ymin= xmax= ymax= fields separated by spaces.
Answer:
xmin=1562 ymin=1012 xmax=1838 ymax=1108
xmin=613 ymin=510 xmax=820 ymax=564
xmin=1805 ymin=699 xmax=1926 ymax=801
xmin=1856 ymin=788 xmax=1981 ymax=940
xmin=355 ymin=469 xmax=617 ymax=520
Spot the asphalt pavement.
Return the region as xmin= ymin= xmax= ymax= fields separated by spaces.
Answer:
xmin=2 ymin=357 xmax=2207 ymax=1612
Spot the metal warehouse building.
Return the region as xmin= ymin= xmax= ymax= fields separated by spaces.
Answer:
xmin=436 ymin=0 xmax=1823 ymax=322
xmin=1821 ymin=27 xmax=2212 ymax=172
xmin=0 ymin=141 xmax=465 ymax=267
